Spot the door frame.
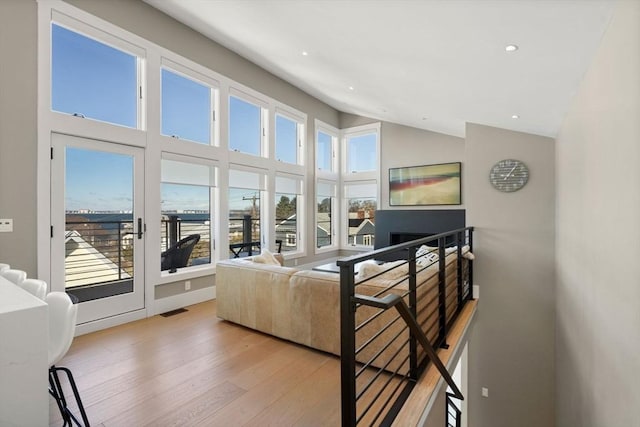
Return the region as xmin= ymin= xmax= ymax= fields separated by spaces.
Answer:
xmin=50 ymin=133 xmax=146 ymax=326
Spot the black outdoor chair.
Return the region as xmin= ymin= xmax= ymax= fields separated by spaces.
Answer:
xmin=161 ymin=234 xmax=200 ymax=273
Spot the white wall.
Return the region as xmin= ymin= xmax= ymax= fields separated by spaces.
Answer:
xmin=555 ymin=1 xmax=640 ymax=426
xmin=465 ymin=123 xmax=556 ymax=427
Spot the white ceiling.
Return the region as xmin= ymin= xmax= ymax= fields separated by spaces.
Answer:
xmin=144 ymin=0 xmax=615 ymax=138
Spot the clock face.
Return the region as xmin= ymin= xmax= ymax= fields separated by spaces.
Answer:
xmin=489 ymin=159 xmax=529 ymax=192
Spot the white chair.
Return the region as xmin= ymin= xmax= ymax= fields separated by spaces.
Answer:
xmin=20 ymin=278 xmax=48 ymax=300
xmin=47 ymin=292 xmax=90 ymax=427
xmin=0 ymin=263 xmax=10 ymax=273
xmin=1 ymin=268 xmax=26 ymax=284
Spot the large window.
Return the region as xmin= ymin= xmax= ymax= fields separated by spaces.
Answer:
xmin=43 ymin=1 xmax=385 ymax=303
xmin=346 ymin=132 xmax=378 ymax=173
xmin=316 ymin=180 xmax=336 ymax=249
xmin=228 ymin=167 xmax=266 ymax=257
xmin=229 ymin=95 xmax=264 ymax=156
xmin=161 ymin=68 xmax=212 ymax=145
xmin=275 ymin=174 xmax=303 ymax=253
xmin=317 ymin=130 xmax=335 ymax=172
xmin=342 ymin=124 xmax=379 ymax=248
xmin=275 ymin=113 xmax=303 ymax=165
xmin=345 ymin=181 xmax=377 ymax=247
xmin=51 ymin=23 xmax=140 ymax=128
xmin=160 ymin=156 xmax=216 ymax=272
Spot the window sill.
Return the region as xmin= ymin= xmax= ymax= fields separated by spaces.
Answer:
xmin=315 ymin=246 xmax=339 ymax=256
xmin=157 ymin=264 xmax=216 ymax=285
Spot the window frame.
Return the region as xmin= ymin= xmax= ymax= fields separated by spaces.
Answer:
xmin=160 ymin=58 xmax=220 ymax=147
xmin=50 ymin=11 xmax=146 ymax=131
xmin=274 ymin=108 xmax=305 ymax=166
xmin=228 ymin=88 xmax=268 ymax=158
xmin=160 ymin=153 xmax=218 ymax=276
xmin=315 ymin=120 xmax=338 ymax=175
xmin=228 ymin=164 xmax=268 ymax=257
xmin=343 ymin=180 xmax=378 ymax=249
xmin=340 ymin=123 xmax=380 ymax=250
xmin=274 ymin=172 xmax=304 ymax=257
xmin=342 ymin=124 xmax=380 ymax=175
xmin=315 ymin=179 xmax=338 ymax=253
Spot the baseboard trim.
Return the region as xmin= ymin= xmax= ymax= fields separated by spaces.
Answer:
xmin=473 ymin=285 xmax=480 ymax=299
xmin=75 ymin=309 xmax=147 ymax=336
xmin=152 ymin=286 xmax=216 ymax=316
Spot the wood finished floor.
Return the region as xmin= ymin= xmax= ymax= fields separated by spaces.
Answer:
xmin=49 ymin=300 xmax=341 ymax=427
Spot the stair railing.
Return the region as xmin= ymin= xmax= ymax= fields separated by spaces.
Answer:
xmin=338 ymin=227 xmax=473 ymax=426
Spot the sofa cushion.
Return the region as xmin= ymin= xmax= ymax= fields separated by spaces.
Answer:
xmin=253 ymin=249 xmax=281 ymax=265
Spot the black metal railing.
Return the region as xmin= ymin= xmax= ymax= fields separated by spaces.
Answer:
xmin=228 ymin=215 xmax=260 ymax=257
xmin=161 ymin=215 xmax=211 ymax=266
xmin=337 ymin=227 xmax=474 ymax=426
xmin=65 ymin=220 xmax=135 ymax=289
xmin=446 ymin=392 xmax=462 ymax=427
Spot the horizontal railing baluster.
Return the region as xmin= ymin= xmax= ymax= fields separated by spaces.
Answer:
xmin=339 ymin=226 xmax=473 ymax=426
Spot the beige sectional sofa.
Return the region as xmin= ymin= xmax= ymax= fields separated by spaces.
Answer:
xmin=215 ymin=252 xmax=465 ymax=369
xmin=216 ymin=255 xmax=346 ymax=355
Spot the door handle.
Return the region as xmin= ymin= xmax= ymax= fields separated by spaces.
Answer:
xmin=137 ymin=218 xmax=143 ymax=239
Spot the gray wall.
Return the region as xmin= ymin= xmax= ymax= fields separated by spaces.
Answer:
xmin=424 ymin=387 xmax=447 ymax=427
xmin=465 ymin=123 xmax=556 ymax=427
xmin=0 ymin=0 xmax=38 ymax=276
xmin=380 ymin=122 xmax=465 ymax=209
xmin=555 ymin=1 xmax=640 ymax=426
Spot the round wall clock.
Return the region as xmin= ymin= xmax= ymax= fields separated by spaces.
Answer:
xmin=489 ymin=159 xmax=529 ymax=192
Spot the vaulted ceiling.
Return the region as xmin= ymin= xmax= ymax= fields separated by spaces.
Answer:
xmin=144 ymin=0 xmax=615 ymax=138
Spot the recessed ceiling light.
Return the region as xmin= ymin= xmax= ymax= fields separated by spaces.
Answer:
xmin=422 ymin=116 xmax=428 ymax=120
xmin=511 ymin=114 xmax=520 ymax=119
xmin=348 ymin=86 xmax=355 ymax=91
xmin=505 ymin=44 xmax=519 ymax=52
xmin=301 ymin=51 xmax=309 ymax=56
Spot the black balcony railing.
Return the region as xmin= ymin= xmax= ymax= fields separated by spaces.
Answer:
xmin=66 ymin=214 xmax=286 ymax=282
xmin=65 ymin=220 xmax=134 ymax=289
xmin=161 ymin=215 xmax=211 ymax=266
xmin=337 ymin=227 xmax=474 ymax=426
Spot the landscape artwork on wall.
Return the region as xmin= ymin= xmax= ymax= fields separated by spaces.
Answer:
xmin=389 ymin=162 xmax=461 ymax=206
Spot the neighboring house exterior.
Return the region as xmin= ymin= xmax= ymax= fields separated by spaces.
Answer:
xmin=274 ymin=214 xmax=298 ymax=250
xmin=348 ymin=218 xmax=375 ymax=246
xmin=64 ymin=230 xmax=131 ymax=288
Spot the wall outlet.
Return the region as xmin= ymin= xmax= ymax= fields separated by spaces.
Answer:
xmin=185 ymin=280 xmax=191 ymax=291
xmin=0 ymin=219 xmax=13 ymax=232
xmin=481 ymin=387 xmax=489 ymax=398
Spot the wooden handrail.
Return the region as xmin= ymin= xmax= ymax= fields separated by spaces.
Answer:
xmin=352 ymin=293 xmax=464 ymax=401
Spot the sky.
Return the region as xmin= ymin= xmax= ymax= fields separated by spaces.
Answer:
xmin=53 ymin=23 xmax=376 ymax=214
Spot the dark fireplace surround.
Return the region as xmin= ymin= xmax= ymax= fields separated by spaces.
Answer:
xmin=374 ymin=209 xmax=465 ymax=261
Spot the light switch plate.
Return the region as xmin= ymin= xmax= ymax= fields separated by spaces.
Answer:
xmin=0 ymin=219 xmax=13 ymax=232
